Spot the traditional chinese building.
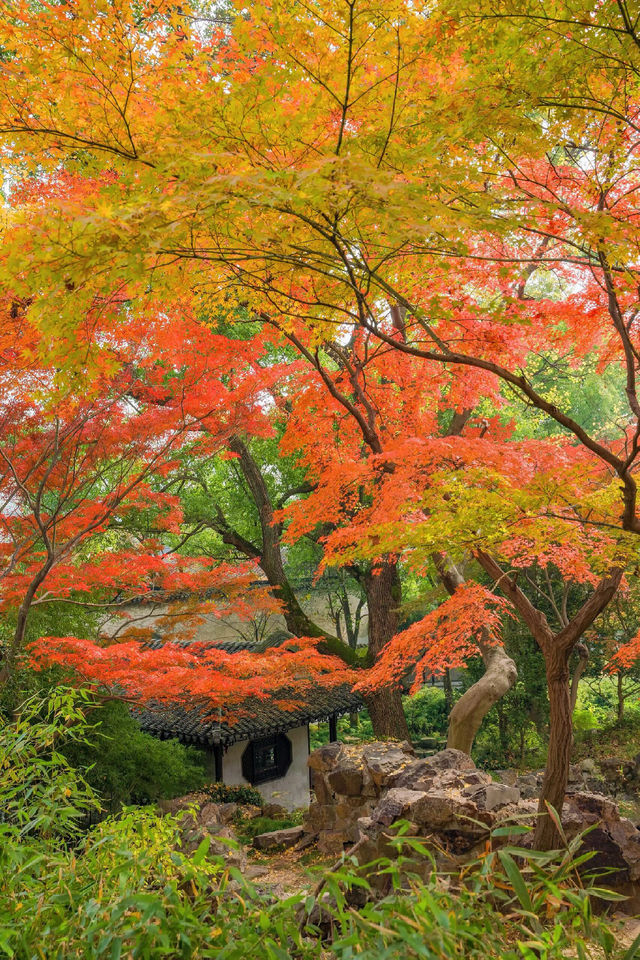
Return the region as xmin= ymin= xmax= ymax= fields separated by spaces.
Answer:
xmin=136 ymin=635 xmax=362 ymax=810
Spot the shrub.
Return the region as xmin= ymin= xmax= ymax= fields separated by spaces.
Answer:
xmin=404 ymin=686 xmax=448 ymax=740
xmin=202 ymin=781 xmax=264 ymax=806
xmin=60 ymin=699 xmax=206 ymax=808
xmin=1 ymin=688 xmax=635 ymax=960
xmin=315 ymin=824 xmax=629 ymax=960
xmin=0 ymin=686 xmax=100 ymax=838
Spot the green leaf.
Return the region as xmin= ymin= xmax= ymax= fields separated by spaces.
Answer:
xmin=491 ymin=825 xmax=532 ymax=838
xmin=191 ymin=835 xmax=211 ymax=866
xmin=498 ymin=851 xmax=534 ymax=913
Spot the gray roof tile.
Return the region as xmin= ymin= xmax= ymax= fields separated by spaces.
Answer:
xmin=135 ymin=631 xmax=362 ymax=746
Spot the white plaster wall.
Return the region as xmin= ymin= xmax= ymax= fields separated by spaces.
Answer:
xmin=102 ymin=588 xmax=368 ymax=647
xmin=222 ymin=724 xmax=310 ymax=810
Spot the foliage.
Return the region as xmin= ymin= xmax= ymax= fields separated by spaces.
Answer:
xmin=2 ymin=688 xmax=637 ymax=960
xmin=0 ymin=686 xmax=100 ymax=840
xmin=320 ymin=824 xmax=632 ymax=960
xmin=312 ymin=689 xmax=452 ymax=753
xmin=0 ymin=306 xmax=270 ymax=671
xmin=402 ymin=686 xmax=449 ymax=742
xmin=4 ymin=0 xmax=640 ymax=857
xmin=30 ymin=633 xmax=358 ymax=719
xmin=60 ymin=699 xmax=206 ymax=808
xmin=202 ymin=782 xmax=264 ymax=807
xmin=309 ymin=712 xmax=374 ymax=751
xmin=357 ymin=584 xmax=512 ymax=695
xmin=573 ymin=683 xmax=640 ymax=766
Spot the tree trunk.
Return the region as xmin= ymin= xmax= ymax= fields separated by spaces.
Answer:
xmin=226 ymin=436 xmax=358 ymax=664
xmin=363 ymin=561 xmax=411 ymax=741
xmin=534 ymin=648 xmax=572 ymax=850
xmin=447 ymin=642 xmax=518 ymax=754
xmin=0 ymin=560 xmax=53 ymax=685
xmin=475 ymin=552 xmax=622 ymax=850
xmin=365 ymin=688 xmax=410 ymax=740
xmin=435 ymin=554 xmax=517 ymax=754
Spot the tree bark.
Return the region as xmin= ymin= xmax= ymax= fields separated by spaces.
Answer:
xmin=0 ymin=559 xmax=54 ymax=685
xmin=476 ymin=550 xmax=622 ymax=849
xmin=534 ymin=648 xmax=572 ymax=850
xmin=435 ymin=554 xmax=517 ymax=754
xmin=447 ymin=641 xmax=518 ymax=754
xmin=363 ymin=560 xmax=411 ymax=741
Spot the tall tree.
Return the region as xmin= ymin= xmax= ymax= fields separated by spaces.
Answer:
xmin=275 ymin=322 xmax=518 ymax=744
xmin=2 ymin=0 xmax=638 ymax=848
xmin=0 ymin=301 xmax=268 ymax=678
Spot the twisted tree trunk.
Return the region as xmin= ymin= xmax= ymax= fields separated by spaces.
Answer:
xmin=447 ymin=642 xmax=518 ymax=754
xmin=434 ymin=554 xmax=517 ymax=754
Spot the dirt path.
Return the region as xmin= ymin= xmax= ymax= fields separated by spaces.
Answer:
xmin=245 ymin=847 xmax=331 ymax=898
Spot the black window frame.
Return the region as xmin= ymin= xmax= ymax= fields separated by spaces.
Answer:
xmin=241 ymin=733 xmax=292 ymax=785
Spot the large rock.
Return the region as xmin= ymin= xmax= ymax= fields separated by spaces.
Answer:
xmin=327 ymin=758 xmax=364 ymax=797
xmin=262 ymin=802 xmax=288 ymax=818
xmin=361 ymin=742 xmax=415 ymax=788
xmin=310 ymin=771 xmax=333 ymax=804
xmin=369 ymin=788 xmax=429 ymax=827
xmin=514 ymin=771 xmax=543 ymax=800
xmin=465 ymin=782 xmax=521 ymax=812
xmin=252 ymin=826 xmax=305 ymax=851
xmin=304 ymin=742 xmax=498 ymax=857
xmin=560 ymin=792 xmax=640 ymax=900
xmin=182 ymin=819 xmax=246 ymax=870
xmin=304 ymin=742 xmax=640 ymax=912
xmin=308 ymin=742 xmax=344 ymax=772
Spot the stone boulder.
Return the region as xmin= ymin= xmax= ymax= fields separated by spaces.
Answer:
xmin=361 ymin=742 xmax=416 ymax=789
xmin=156 ymin=793 xmax=246 ymax=869
xmin=562 ymin=792 xmax=640 ymax=890
xmin=467 ymin=782 xmax=521 ymax=812
xmin=303 ymin=742 xmax=640 ymax=910
xmin=308 ymin=741 xmax=344 ymax=773
xmin=252 ymin=826 xmax=305 ymax=851
xmin=327 ymin=758 xmax=364 ymax=797
xmin=303 ymin=741 xmax=522 ymax=856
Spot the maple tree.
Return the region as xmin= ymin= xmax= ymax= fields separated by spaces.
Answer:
xmin=318 ymin=402 xmax=628 ymax=847
xmin=1 ymin=0 xmax=638 ymax=528
xmin=1 ymin=0 xmax=640 ymax=851
xmin=0 ymin=301 xmax=361 ymax=722
xmin=28 ymin=633 xmax=356 ymax=720
xmin=267 ymin=319 xmax=520 ymax=744
xmin=0 ymin=297 xmax=273 ymax=671
xmin=156 ymin=362 xmax=412 ymax=738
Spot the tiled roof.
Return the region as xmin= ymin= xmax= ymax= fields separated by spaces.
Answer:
xmin=135 ymin=631 xmax=363 ymax=746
